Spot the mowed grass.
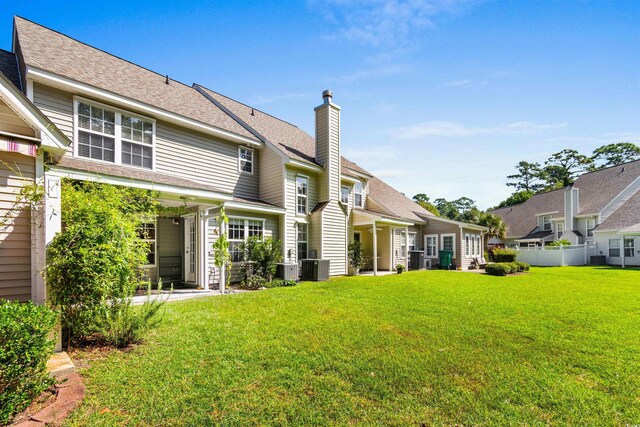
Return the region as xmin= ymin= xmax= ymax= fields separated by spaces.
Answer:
xmin=66 ymin=267 xmax=640 ymax=426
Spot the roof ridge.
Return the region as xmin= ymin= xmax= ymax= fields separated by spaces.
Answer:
xmin=575 ymin=157 xmax=640 ymax=179
xmin=194 ymin=83 xmax=301 ymax=129
xmin=13 ymin=16 xmax=198 ymax=93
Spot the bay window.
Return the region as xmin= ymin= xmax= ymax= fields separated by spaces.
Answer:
xmin=76 ymin=99 xmax=154 ymax=169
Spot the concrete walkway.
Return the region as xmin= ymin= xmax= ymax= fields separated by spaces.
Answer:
xmin=131 ymin=288 xmax=251 ymax=305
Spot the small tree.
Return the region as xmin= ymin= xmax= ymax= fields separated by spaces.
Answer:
xmin=212 ymin=207 xmax=232 ymax=292
xmin=348 ymin=240 xmax=365 ymax=274
xmin=241 ymin=236 xmax=282 ymax=282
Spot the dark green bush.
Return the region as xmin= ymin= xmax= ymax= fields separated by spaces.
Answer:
xmin=240 ymin=236 xmax=283 ymax=281
xmin=493 ymin=248 xmax=518 ymax=263
xmin=515 ymin=261 xmax=530 ymax=272
xmin=485 ymin=263 xmax=512 ymax=276
xmin=269 ymin=279 xmax=297 ymax=288
xmin=0 ymin=300 xmax=57 ymax=424
xmin=239 ymin=274 xmax=269 ymax=290
xmin=507 ymin=262 xmax=520 ymax=273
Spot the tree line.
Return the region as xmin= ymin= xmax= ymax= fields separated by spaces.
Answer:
xmin=496 ymin=142 xmax=640 ymax=208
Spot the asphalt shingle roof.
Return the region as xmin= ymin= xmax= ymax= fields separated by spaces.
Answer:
xmin=13 ymin=17 xmax=258 ymax=142
xmin=596 ymin=190 xmax=640 ymax=233
xmin=490 ymin=160 xmax=640 ymax=238
xmin=0 ymin=49 xmax=21 ymax=89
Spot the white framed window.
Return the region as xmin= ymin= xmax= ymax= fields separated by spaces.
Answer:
xmin=341 ymin=186 xmax=350 ymax=204
xmin=238 ymin=147 xmax=254 ymax=174
xmin=297 ymin=223 xmax=308 ymax=260
xmin=465 ymin=234 xmax=470 ymax=256
xmin=408 ymin=232 xmax=416 ymax=251
xmin=542 ymin=215 xmax=551 ymax=231
xmin=354 ymin=181 xmax=363 ymax=207
xmin=476 ymin=235 xmax=481 ymax=256
xmin=586 ymin=219 xmax=595 ymax=237
xmin=441 ymin=233 xmax=456 ymax=258
xmin=425 ymin=234 xmax=438 ymax=257
xmin=399 ymin=231 xmax=407 ymax=256
xmin=137 ymin=221 xmax=156 ymax=266
xmin=75 ymin=98 xmax=155 ymax=170
xmin=608 ymin=239 xmax=621 ymax=258
xmin=557 ymin=222 xmax=564 ymax=239
xmin=624 ymin=237 xmax=635 ymax=258
xmin=228 ymin=217 xmax=265 ymax=263
xmin=296 ymin=176 xmax=308 ymax=215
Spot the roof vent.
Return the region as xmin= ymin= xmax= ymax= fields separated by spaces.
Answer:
xmin=165 ymin=75 xmax=169 ymax=85
xmin=322 ymin=89 xmax=333 ymax=103
xmin=251 ymin=109 xmax=255 ymax=116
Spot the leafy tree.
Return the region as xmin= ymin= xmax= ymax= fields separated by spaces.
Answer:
xmin=412 ymin=193 xmax=440 ymax=216
xmin=590 ymin=142 xmax=640 ymax=170
xmin=493 ymin=190 xmax=534 ymax=209
xmin=433 ymin=198 xmax=461 ymax=220
xmin=506 ymin=161 xmax=544 ymax=192
xmin=348 ymin=240 xmax=365 ymax=273
xmin=543 ymin=149 xmax=593 ymax=188
xmin=241 ymin=236 xmax=282 ymax=282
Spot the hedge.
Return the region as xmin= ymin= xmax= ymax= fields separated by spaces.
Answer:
xmin=0 ymin=300 xmax=57 ymax=424
xmin=492 ymin=248 xmax=518 ymax=263
xmin=486 ymin=261 xmax=530 ymax=276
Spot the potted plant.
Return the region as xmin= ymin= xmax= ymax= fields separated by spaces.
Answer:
xmin=348 ymin=240 xmax=364 ymax=275
xmin=396 ymin=264 xmax=405 ymax=274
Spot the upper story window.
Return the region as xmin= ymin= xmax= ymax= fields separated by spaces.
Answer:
xmin=238 ymin=147 xmax=253 ymax=174
xmin=296 ymin=176 xmax=308 ymax=215
xmin=354 ymin=181 xmax=363 ymax=208
xmin=341 ymin=186 xmax=350 ymax=204
xmin=76 ymin=100 xmax=154 ymax=169
xmin=542 ymin=215 xmax=551 ymax=231
xmin=557 ymin=222 xmax=564 ymax=239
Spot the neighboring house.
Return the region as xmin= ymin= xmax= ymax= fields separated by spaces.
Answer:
xmin=1 ymin=16 xmax=486 ymax=302
xmin=0 ymin=49 xmax=69 ymax=302
xmin=489 ymin=160 xmax=640 ymax=266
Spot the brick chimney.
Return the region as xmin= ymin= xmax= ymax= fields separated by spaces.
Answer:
xmin=314 ymin=90 xmax=341 ymax=201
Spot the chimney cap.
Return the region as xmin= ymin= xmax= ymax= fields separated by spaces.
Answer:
xmin=322 ymin=89 xmax=333 ymax=101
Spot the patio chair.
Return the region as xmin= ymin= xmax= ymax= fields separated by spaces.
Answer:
xmin=475 ymin=257 xmax=489 ymax=269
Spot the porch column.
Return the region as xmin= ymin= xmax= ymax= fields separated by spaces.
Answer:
xmin=621 ymin=236 xmax=626 ymax=269
xmin=372 ymin=221 xmax=378 ymax=276
xmin=389 ymin=229 xmax=393 ymax=272
xmin=219 ymin=219 xmax=227 ymax=293
xmin=405 ymin=226 xmax=410 ymax=270
xmin=198 ymin=210 xmax=209 ymax=290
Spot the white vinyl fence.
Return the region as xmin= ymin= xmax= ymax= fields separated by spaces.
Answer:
xmin=516 ymin=244 xmax=597 ymax=267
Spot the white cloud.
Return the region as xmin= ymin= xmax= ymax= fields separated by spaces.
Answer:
xmin=325 ymin=64 xmax=412 ymax=83
xmin=394 ymin=120 xmax=567 ymax=139
xmin=442 ymin=79 xmax=473 ymax=87
xmin=310 ymin=0 xmax=479 ymax=48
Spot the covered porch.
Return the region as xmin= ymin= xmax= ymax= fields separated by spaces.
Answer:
xmin=351 ymin=210 xmax=414 ymax=276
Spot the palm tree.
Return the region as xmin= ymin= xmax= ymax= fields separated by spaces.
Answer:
xmin=479 ymin=212 xmax=507 ymax=250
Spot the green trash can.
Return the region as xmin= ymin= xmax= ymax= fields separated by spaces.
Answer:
xmin=439 ymin=250 xmax=453 ymax=269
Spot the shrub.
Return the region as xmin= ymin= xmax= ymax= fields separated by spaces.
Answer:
xmin=516 ymin=261 xmax=530 ymax=271
xmin=396 ymin=264 xmax=405 ymax=273
xmin=0 ymin=300 xmax=57 ymax=424
xmin=348 ymin=240 xmax=365 ymax=271
xmin=507 ymin=262 xmax=521 ymax=273
xmin=493 ymin=248 xmax=518 ymax=263
xmin=485 ymin=263 xmax=512 ymax=276
xmin=241 ymin=236 xmax=283 ymax=282
xmin=239 ymin=274 xmax=269 ymax=290
xmin=548 ymin=239 xmax=572 ymax=247
xmin=267 ymin=279 xmax=297 ymax=288
xmin=47 ymin=180 xmax=162 ymax=346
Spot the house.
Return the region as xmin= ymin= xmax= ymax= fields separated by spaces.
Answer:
xmin=0 ymin=50 xmax=69 ymax=303
xmin=0 ymin=16 xmax=486 ymax=302
xmin=489 ymin=160 xmax=640 ymax=266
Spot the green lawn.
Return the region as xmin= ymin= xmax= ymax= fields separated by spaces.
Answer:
xmin=66 ymin=267 xmax=640 ymax=426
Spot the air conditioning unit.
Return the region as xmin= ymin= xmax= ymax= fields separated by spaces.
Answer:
xmin=276 ymin=263 xmax=299 ymax=281
xmin=300 ymin=259 xmax=330 ymax=281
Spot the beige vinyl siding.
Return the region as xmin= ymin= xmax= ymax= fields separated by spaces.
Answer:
xmin=259 ymin=147 xmax=284 ymax=206
xmin=321 ymin=201 xmax=347 ymax=275
xmin=423 ymin=219 xmax=461 ymax=269
xmin=314 ymin=107 xmax=328 ymax=173
xmin=327 ymin=107 xmax=340 ymax=201
xmin=0 ymin=151 xmax=35 ymax=301
xmin=0 ymin=99 xmax=36 ymax=137
xmin=284 ymin=166 xmax=318 ymax=262
xmin=32 ymin=83 xmax=74 ymax=144
xmin=155 ymin=123 xmax=259 ymax=199
xmin=309 ymin=213 xmax=322 ymax=259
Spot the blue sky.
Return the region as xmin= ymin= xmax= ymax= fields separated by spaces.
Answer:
xmin=2 ymin=1 xmax=639 ymax=209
